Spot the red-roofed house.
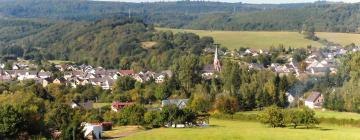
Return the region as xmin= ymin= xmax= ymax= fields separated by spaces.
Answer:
xmin=119 ymin=70 xmax=135 ymax=77
xmin=111 ymin=102 xmax=134 ymax=112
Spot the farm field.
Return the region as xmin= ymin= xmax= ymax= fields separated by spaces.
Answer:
xmin=157 ymin=28 xmax=360 ymax=50
xmin=317 ymin=32 xmax=360 ymax=46
xmin=122 ymin=119 xmax=360 ymax=140
xmin=157 ymin=28 xmax=323 ymax=50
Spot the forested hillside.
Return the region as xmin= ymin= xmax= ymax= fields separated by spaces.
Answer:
xmin=0 ymin=17 xmax=215 ymax=70
xmin=0 ymin=0 xmax=359 ymax=33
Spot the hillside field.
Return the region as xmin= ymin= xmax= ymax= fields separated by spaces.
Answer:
xmin=317 ymin=32 xmax=360 ymax=46
xmin=157 ymin=28 xmax=360 ymax=50
xmin=157 ymin=28 xmax=323 ymax=50
xmin=122 ymin=119 xmax=360 ymax=140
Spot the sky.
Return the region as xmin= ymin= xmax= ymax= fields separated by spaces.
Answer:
xmin=95 ymin=0 xmax=360 ymax=3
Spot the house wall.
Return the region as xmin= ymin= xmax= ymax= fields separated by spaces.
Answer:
xmin=305 ymin=101 xmax=314 ymax=109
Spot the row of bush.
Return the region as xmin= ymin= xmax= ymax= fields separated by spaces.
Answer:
xmin=211 ymin=112 xmax=258 ymax=122
xmin=258 ymin=106 xmax=319 ymax=128
xmin=104 ymin=104 xmax=198 ymax=129
xmin=212 ymin=106 xmax=319 ymax=129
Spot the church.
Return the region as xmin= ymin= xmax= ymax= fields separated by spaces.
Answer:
xmin=201 ymin=46 xmax=222 ymax=78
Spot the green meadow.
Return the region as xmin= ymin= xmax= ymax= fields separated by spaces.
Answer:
xmin=122 ymin=119 xmax=360 ymax=140
xmin=157 ymin=28 xmax=322 ymax=50
xmin=317 ymin=32 xmax=360 ymax=46
xmin=157 ymin=28 xmax=360 ymax=50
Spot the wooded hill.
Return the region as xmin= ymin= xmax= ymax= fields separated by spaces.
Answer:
xmin=0 ymin=0 xmax=360 ymax=33
xmin=0 ymin=17 xmax=215 ymax=70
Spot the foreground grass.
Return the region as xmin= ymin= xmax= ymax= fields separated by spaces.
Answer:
xmin=157 ymin=28 xmax=322 ymax=50
xmin=103 ymin=126 xmax=143 ymax=139
xmin=122 ymin=119 xmax=360 ymax=140
xmin=234 ymin=110 xmax=360 ymax=120
xmin=317 ymin=32 xmax=360 ymax=46
xmin=315 ymin=110 xmax=360 ymax=120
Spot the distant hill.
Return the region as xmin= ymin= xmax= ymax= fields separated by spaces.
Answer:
xmin=0 ymin=17 xmax=215 ymax=70
xmin=0 ymin=0 xmax=360 ymax=32
xmin=2 ymin=0 xmax=359 ymax=33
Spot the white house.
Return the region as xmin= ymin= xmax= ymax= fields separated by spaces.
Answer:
xmin=82 ymin=123 xmax=102 ymax=140
xmin=305 ymin=92 xmax=324 ymax=109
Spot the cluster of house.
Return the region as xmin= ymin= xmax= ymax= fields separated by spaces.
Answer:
xmin=221 ymin=46 xmax=359 ymax=77
xmin=0 ymin=63 xmax=173 ymax=90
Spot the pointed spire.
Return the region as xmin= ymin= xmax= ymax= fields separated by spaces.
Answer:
xmin=213 ymin=44 xmax=221 ymax=72
xmin=215 ymin=45 xmax=218 ymax=60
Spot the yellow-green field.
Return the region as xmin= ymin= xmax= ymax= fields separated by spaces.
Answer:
xmin=93 ymin=102 xmax=111 ymax=109
xmin=157 ymin=28 xmax=360 ymax=50
xmin=317 ymin=32 xmax=360 ymax=46
xmin=157 ymin=28 xmax=322 ymax=50
xmin=122 ymin=119 xmax=360 ymax=140
xmin=315 ymin=110 xmax=360 ymax=120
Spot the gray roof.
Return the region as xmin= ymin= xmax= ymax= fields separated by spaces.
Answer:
xmin=202 ymin=64 xmax=216 ymax=73
xmin=161 ymin=99 xmax=189 ymax=108
xmin=306 ymin=92 xmax=321 ymax=102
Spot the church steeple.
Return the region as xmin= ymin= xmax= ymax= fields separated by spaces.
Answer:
xmin=213 ymin=44 xmax=221 ymax=72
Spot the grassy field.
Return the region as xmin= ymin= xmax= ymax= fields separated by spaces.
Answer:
xmin=122 ymin=119 xmax=360 ymax=140
xmin=157 ymin=28 xmax=323 ymax=50
xmin=93 ymin=102 xmax=111 ymax=109
xmin=157 ymin=28 xmax=360 ymax=50
xmin=315 ymin=110 xmax=360 ymax=120
xmin=317 ymin=32 xmax=360 ymax=46
xmin=103 ymin=126 xmax=143 ymax=139
xmin=235 ymin=110 xmax=360 ymax=120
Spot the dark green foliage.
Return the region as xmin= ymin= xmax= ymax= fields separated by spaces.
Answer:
xmin=113 ymin=76 xmax=136 ymax=92
xmin=259 ymin=106 xmax=319 ymax=128
xmin=117 ymin=104 xmax=146 ymax=125
xmin=0 ymin=105 xmax=27 ymax=138
xmin=144 ymin=110 xmax=162 ymax=128
xmin=160 ymin=105 xmax=197 ymax=127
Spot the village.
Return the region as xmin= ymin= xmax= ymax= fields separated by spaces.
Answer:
xmin=0 ymin=44 xmax=359 ymax=139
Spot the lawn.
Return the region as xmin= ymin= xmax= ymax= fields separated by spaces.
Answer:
xmin=122 ymin=119 xmax=360 ymax=140
xmin=315 ymin=110 xmax=360 ymax=120
xmin=93 ymin=102 xmax=111 ymax=109
xmin=317 ymin=32 xmax=360 ymax=46
xmin=157 ymin=28 xmax=323 ymax=50
xmin=103 ymin=126 xmax=143 ymax=139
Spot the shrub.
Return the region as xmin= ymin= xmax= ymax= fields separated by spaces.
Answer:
xmin=284 ymin=109 xmax=303 ymax=128
xmin=144 ymin=110 xmax=161 ymax=128
xmin=301 ymin=107 xmax=319 ymax=128
xmin=258 ymin=105 xmax=285 ymax=128
xmin=214 ymin=95 xmax=239 ymax=115
xmin=117 ymin=104 xmax=146 ymax=125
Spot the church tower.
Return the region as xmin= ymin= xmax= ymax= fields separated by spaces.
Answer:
xmin=213 ymin=45 xmax=221 ymax=72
